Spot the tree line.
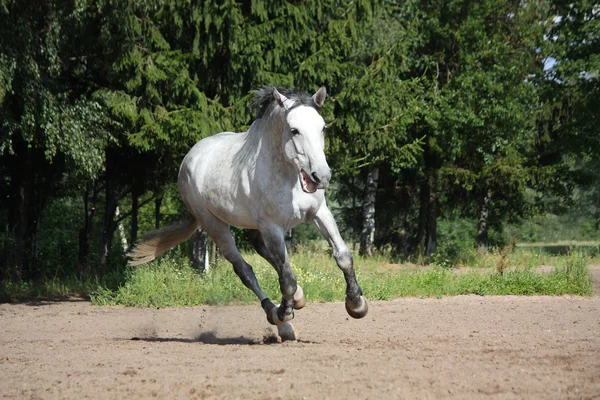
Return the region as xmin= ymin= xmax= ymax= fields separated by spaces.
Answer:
xmin=1 ymin=0 xmax=598 ymax=282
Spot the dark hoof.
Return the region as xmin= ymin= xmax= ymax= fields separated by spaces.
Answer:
xmin=345 ymin=296 xmax=368 ymax=319
xmin=277 ymin=322 xmax=299 ymax=341
xmin=266 ymin=307 xmax=279 ymax=325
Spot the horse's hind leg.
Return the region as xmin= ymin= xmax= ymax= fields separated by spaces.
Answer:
xmin=196 ymin=214 xmax=267 ymax=303
xmin=197 ymin=214 xmax=297 ymax=340
xmin=248 ymin=230 xmax=306 ymax=309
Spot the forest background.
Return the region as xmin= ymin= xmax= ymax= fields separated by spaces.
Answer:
xmin=1 ymin=0 xmax=598 ymax=288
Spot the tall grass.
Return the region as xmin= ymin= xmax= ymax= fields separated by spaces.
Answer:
xmin=90 ymin=249 xmax=594 ymax=307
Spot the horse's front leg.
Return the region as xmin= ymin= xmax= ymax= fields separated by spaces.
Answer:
xmin=257 ymin=225 xmax=298 ymax=325
xmin=312 ymin=205 xmax=368 ymax=319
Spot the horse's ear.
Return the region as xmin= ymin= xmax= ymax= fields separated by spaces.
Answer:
xmin=312 ymin=86 xmax=327 ymax=107
xmin=273 ymin=88 xmax=291 ymax=110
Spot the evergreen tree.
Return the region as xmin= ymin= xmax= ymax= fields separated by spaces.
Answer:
xmin=538 ymin=0 xmax=600 ymax=231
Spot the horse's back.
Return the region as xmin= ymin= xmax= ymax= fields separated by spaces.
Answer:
xmin=178 ymin=131 xmax=259 ymax=228
xmin=180 ymin=131 xmax=239 ymax=171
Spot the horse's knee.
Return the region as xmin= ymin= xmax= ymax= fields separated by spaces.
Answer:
xmin=334 ymin=247 xmax=353 ymax=271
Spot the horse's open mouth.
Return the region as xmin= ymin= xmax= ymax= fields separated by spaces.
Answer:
xmin=300 ymin=170 xmax=318 ymax=193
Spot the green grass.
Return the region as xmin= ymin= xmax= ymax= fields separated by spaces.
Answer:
xmin=362 ymin=255 xmax=592 ymax=299
xmin=1 ymin=246 xmax=593 ymax=306
xmin=89 ymin=249 xmax=594 ymax=307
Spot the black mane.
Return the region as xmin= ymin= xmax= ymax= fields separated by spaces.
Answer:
xmin=251 ymin=87 xmax=321 ymax=118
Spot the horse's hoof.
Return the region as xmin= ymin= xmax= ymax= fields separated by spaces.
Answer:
xmin=266 ymin=306 xmax=284 ymax=326
xmin=277 ymin=322 xmax=299 ymax=342
xmin=345 ymin=295 xmax=368 ymax=319
xmin=266 ymin=305 xmax=293 ymax=325
xmin=293 ymin=285 xmax=306 ymax=310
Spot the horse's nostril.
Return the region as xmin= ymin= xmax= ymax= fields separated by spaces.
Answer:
xmin=311 ymin=172 xmax=321 ymax=184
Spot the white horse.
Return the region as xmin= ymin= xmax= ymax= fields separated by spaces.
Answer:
xmin=129 ymin=86 xmax=368 ymax=341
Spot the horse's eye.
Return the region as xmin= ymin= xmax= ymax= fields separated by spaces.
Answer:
xmin=290 ymin=128 xmax=299 ymax=135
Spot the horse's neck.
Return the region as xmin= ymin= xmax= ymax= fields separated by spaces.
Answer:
xmin=248 ymin=113 xmax=284 ymax=161
xmin=246 ymin=113 xmax=295 ymax=177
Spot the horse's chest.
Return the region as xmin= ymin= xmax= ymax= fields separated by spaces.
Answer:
xmin=264 ymin=190 xmax=321 ymax=230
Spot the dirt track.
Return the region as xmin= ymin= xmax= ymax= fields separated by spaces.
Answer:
xmin=2 ymin=274 xmax=600 ymax=399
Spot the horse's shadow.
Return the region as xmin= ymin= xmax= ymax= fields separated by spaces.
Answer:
xmin=130 ymin=330 xmax=318 ymax=345
xmin=130 ymin=331 xmax=271 ymax=345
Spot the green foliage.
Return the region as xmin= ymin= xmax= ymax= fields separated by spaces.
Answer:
xmin=0 ymin=1 xmax=115 ymax=178
xmin=1 ymin=0 xmax=598 ymax=286
xmin=429 ymin=217 xmax=479 ymax=267
xmin=430 ymin=0 xmax=547 ymax=230
xmin=532 ymin=1 xmax=600 ymax=245
xmin=329 ymin=1 xmax=426 ymax=177
xmin=36 ymin=198 xmax=84 ymax=277
xmin=508 ymin=214 xmax=600 ymax=244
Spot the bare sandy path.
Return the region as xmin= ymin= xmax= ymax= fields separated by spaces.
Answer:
xmin=1 ymin=289 xmax=599 ymax=400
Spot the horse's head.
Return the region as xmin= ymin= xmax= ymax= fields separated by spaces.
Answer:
xmin=273 ymin=86 xmax=331 ymax=194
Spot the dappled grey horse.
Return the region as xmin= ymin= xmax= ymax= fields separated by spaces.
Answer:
xmin=129 ymin=86 xmax=368 ymax=340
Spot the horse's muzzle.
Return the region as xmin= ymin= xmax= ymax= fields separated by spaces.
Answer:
xmin=311 ymin=169 xmax=331 ymax=190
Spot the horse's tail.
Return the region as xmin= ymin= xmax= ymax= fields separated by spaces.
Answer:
xmin=128 ymin=217 xmax=200 ymax=266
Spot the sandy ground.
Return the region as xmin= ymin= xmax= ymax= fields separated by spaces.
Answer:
xmin=1 ymin=267 xmax=599 ymax=400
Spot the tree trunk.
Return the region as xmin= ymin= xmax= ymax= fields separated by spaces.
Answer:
xmin=393 ymin=186 xmax=410 ymax=259
xmin=416 ymin=171 xmax=438 ymax=257
xmin=31 ymin=203 xmax=42 ymax=267
xmin=115 ymin=206 xmax=128 ymax=252
xmin=210 ymin=239 xmax=218 ymax=265
xmin=154 ymin=193 xmax=163 ymax=229
xmin=2 ymin=142 xmax=33 ymax=282
xmin=476 ymin=188 xmax=493 ymax=253
xmin=130 ymin=189 xmax=139 ymax=245
xmin=425 ymin=172 xmax=438 ymax=256
xmin=191 ymin=230 xmax=210 ymax=272
xmin=3 ymin=176 xmax=30 ymax=282
xmin=395 ymin=215 xmax=409 ymax=259
xmin=595 ymin=192 xmax=600 ymax=232
xmin=416 ymin=174 xmax=430 ymax=256
xmin=98 ymin=173 xmax=117 ymax=275
xmin=79 ymin=183 xmax=98 ymax=279
xmin=360 ymin=166 xmax=379 ymax=257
